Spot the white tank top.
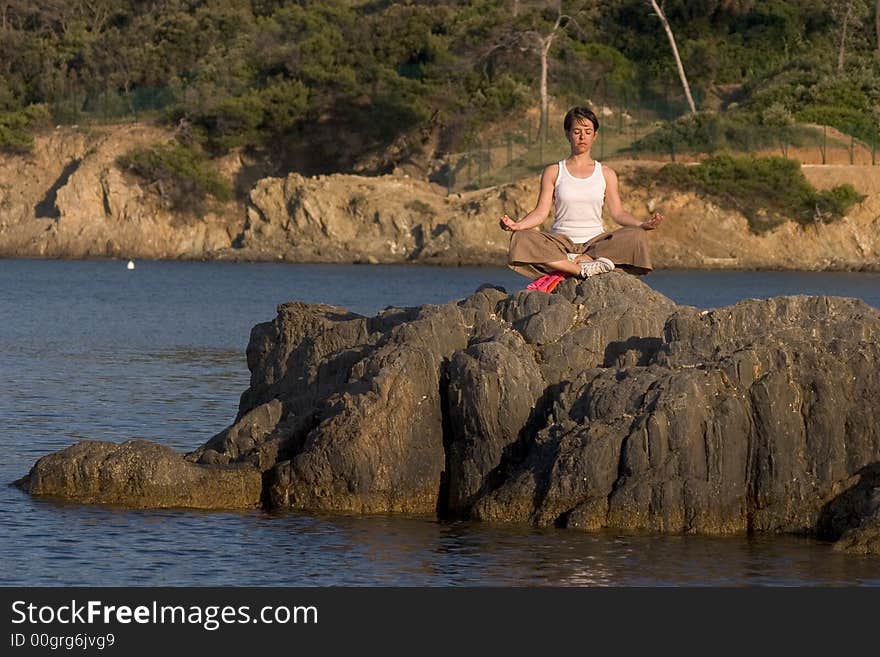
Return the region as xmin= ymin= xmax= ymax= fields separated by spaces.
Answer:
xmin=551 ymin=159 xmax=606 ymax=243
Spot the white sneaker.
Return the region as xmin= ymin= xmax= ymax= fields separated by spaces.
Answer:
xmin=579 ymin=257 xmax=615 ymax=278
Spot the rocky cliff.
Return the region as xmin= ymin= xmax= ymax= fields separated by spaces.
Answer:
xmin=235 ymin=161 xmax=880 ymax=270
xmin=231 ymin=171 xmax=528 ymax=265
xmin=0 ymin=125 xmax=239 ymax=259
xmin=16 ymin=274 xmax=880 ymax=554
xmin=1 ymin=125 xmax=878 ymax=269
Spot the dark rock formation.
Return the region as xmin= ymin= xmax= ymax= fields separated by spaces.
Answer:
xmin=15 ymin=273 xmax=880 ymax=554
xmin=16 ymin=440 xmax=261 ymax=509
xmin=472 ymin=294 xmax=880 ymax=538
xmin=820 ymin=463 xmax=880 ymax=555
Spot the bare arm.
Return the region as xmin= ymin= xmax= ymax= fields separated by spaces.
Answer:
xmin=604 ymin=166 xmax=663 ymax=230
xmin=500 ymin=164 xmax=558 ymax=232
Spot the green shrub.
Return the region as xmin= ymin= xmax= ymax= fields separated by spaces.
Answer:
xmin=629 ymin=113 xmax=723 ymax=155
xmin=0 ymin=104 xmax=50 ymax=154
xmin=741 ymin=62 xmax=880 ymax=144
xmin=654 ymin=155 xmax=864 ymax=233
xmin=628 ymin=111 xmax=815 ymax=157
xmin=795 ymin=105 xmax=880 ymax=144
xmin=190 ymin=79 xmax=309 ymax=153
xmin=812 ymin=184 xmax=865 ymax=224
xmin=117 ymin=141 xmax=232 ymax=213
xmin=0 ymin=122 xmax=33 ymax=153
xmin=405 ymin=199 xmax=435 ymax=216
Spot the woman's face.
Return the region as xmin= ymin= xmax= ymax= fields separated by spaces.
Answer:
xmin=566 ymin=119 xmax=597 ymax=154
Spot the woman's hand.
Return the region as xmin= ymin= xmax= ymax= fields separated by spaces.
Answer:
xmin=500 ymin=214 xmax=519 ymax=231
xmin=640 ymin=211 xmax=664 ymax=230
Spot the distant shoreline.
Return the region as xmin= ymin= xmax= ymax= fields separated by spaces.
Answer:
xmin=2 ymin=253 xmax=879 ymax=273
xmin=1 ymin=126 xmax=877 ymax=272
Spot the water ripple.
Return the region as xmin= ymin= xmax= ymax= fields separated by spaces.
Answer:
xmin=2 ymin=260 xmax=879 ymax=586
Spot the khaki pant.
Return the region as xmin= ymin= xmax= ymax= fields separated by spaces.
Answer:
xmin=507 ymin=227 xmax=653 ymax=279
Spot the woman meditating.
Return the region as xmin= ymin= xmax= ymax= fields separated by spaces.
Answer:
xmin=501 ymin=106 xmax=662 ymax=280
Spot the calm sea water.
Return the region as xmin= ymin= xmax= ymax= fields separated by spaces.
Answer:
xmin=1 ymin=259 xmax=879 ymax=586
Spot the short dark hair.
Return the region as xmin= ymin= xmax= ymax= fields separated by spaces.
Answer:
xmin=563 ymin=106 xmax=599 ymax=132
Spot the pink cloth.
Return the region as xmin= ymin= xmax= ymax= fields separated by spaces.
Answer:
xmin=525 ymin=271 xmax=568 ymax=293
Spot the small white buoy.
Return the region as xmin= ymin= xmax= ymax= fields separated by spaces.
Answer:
xmin=127 ymin=260 xmax=135 ymax=270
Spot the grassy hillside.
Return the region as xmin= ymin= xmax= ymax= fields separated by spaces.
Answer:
xmin=1 ymin=1 xmax=877 ymax=184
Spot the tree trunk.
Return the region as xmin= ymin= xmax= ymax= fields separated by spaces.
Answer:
xmin=649 ymin=0 xmax=697 ymax=114
xmin=838 ymin=0 xmax=853 ymax=73
xmin=538 ymin=4 xmax=563 ymax=143
xmin=539 ymin=34 xmax=555 ymax=142
xmin=875 ymin=0 xmax=879 ymax=54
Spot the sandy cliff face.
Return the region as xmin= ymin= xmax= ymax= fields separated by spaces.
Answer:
xmin=0 ymin=124 xmax=239 ymax=259
xmin=235 ymin=161 xmax=880 ymax=271
xmin=1 ymin=125 xmax=878 ymax=269
xmin=233 ymin=172 xmax=531 ymax=264
xmin=622 ymin=162 xmax=880 ymax=271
